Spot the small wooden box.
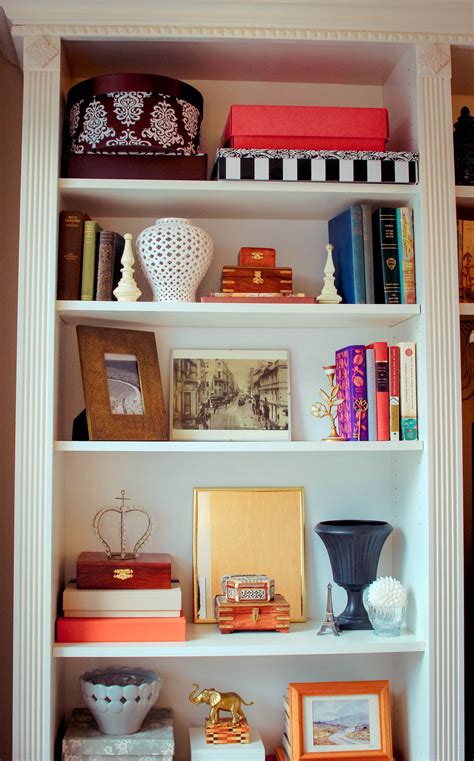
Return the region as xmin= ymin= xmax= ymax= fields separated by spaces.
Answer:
xmin=76 ymin=552 xmax=172 ymax=589
xmin=215 ymin=594 xmax=290 ymax=633
xmin=223 ymin=575 xmax=275 ymax=603
xmin=221 ymin=266 xmax=292 ymax=294
xmin=238 ymin=247 xmax=276 ymax=267
xmin=205 ymin=719 xmax=250 ymax=744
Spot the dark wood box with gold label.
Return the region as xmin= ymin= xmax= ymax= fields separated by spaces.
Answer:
xmin=238 ymin=247 xmax=276 ymax=267
xmin=215 ymin=593 xmax=290 ymax=633
xmin=76 ymin=552 xmax=172 ymax=589
xmin=221 ymin=266 xmax=292 ymax=294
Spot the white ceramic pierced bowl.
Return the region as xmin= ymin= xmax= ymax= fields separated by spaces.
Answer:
xmin=80 ymin=667 xmax=161 ymax=735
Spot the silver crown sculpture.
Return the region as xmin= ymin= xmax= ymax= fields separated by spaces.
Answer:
xmin=93 ymin=490 xmax=153 ymax=560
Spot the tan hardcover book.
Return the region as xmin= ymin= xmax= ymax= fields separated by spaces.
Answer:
xmin=63 ymin=580 xmax=181 ymax=609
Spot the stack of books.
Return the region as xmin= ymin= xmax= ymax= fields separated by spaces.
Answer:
xmin=56 ymin=210 xmax=125 ymax=302
xmin=56 ymin=553 xmax=186 ymax=642
xmin=335 ymin=341 xmax=418 ymax=442
xmin=328 ymin=205 xmax=416 ymax=304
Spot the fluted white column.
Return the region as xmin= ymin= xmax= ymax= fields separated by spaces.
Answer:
xmin=416 ymin=43 xmax=464 ymax=761
xmin=13 ymin=35 xmax=61 ymax=761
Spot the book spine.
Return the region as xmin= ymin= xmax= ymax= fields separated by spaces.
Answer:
xmin=335 ymin=345 xmax=368 ymax=441
xmin=372 ymin=208 xmax=401 ymax=304
xmin=398 ymin=342 xmax=418 ymax=440
xmin=80 ymin=221 xmax=101 ymax=301
xmin=63 ymin=584 xmax=182 ymax=611
xmin=95 ymin=230 xmax=115 ymax=301
xmin=350 ymin=205 xmax=367 ymax=303
xmin=389 ymin=345 xmax=400 ymax=441
xmin=366 ymin=347 xmax=377 ymax=440
xmin=361 ymin=204 xmax=374 ymax=303
xmin=396 ymin=207 xmax=416 ymax=304
xmin=367 ymin=342 xmax=389 ymax=440
xmin=56 ymin=211 xmax=88 ymax=300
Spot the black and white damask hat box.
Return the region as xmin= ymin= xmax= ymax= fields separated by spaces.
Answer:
xmin=213 ymin=148 xmax=419 ymax=184
xmin=62 ymin=73 xmax=207 ymax=180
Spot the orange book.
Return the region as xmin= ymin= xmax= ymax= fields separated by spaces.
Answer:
xmin=56 ymin=614 xmax=186 ymax=642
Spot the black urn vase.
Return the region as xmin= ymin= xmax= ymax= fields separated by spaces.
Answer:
xmin=314 ymin=520 xmax=393 ymax=630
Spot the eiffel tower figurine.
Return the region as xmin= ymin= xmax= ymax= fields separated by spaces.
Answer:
xmin=317 ymin=582 xmax=341 ymax=636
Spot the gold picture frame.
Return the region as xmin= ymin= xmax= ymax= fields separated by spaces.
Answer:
xmin=76 ymin=325 xmax=168 ymax=441
xmin=193 ymin=487 xmax=306 ymax=623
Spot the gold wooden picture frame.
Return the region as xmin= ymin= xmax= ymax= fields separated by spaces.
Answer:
xmin=76 ymin=325 xmax=168 ymax=441
xmin=193 ymin=487 xmax=306 ymax=623
xmin=288 ymin=680 xmax=393 ymax=760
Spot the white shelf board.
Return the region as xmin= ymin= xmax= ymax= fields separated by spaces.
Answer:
xmin=455 ymin=185 xmax=474 ymax=210
xmin=55 ymin=440 xmax=423 ymax=453
xmin=57 ymin=301 xmax=420 ymax=329
xmin=52 ymin=621 xmax=425 ymax=658
xmin=58 ymin=179 xmax=419 ymax=220
xmin=460 ymin=304 xmax=474 ymax=317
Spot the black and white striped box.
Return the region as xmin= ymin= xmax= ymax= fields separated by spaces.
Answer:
xmin=213 ymin=148 xmax=419 ymax=184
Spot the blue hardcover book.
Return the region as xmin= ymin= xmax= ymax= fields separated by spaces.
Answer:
xmin=329 ymin=205 xmax=366 ymax=304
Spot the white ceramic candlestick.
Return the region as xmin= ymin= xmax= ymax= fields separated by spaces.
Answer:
xmin=317 ymin=244 xmax=342 ymax=304
xmin=113 ymin=233 xmax=142 ymax=302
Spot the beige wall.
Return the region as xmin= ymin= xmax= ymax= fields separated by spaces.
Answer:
xmin=0 ymin=53 xmax=22 ymax=761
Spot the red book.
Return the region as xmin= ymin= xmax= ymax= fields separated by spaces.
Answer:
xmin=56 ymin=614 xmax=186 ymax=642
xmin=200 ymin=295 xmax=316 ymax=303
xmin=366 ymin=342 xmax=389 ymax=441
xmin=389 ymin=346 xmax=400 ymax=441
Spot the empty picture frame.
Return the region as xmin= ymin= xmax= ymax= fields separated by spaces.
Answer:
xmin=193 ymin=487 xmax=306 ymax=623
xmin=76 ymin=325 xmax=168 ymax=441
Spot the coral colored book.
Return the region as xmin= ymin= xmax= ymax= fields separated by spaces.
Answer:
xmin=335 ymin=345 xmax=368 ymax=441
xmin=366 ymin=341 xmax=389 ymax=441
xmin=56 ymin=614 xmax=186 ymax=642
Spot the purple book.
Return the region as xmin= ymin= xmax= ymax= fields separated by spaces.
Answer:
xmin=335 ymin=345 xmax=368 ymax=441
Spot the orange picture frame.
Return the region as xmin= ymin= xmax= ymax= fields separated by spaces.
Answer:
xmin=288 ymin=681 xmax=393 ymax=761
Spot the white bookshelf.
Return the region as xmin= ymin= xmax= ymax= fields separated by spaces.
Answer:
xmin=11 ymin=14 xmax=464 ymax=761
xmin=53 ymin=623 xmax=425 ymax=659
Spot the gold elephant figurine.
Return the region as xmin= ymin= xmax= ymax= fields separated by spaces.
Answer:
xmin=188 ymin=683 xmax=254 ymax=725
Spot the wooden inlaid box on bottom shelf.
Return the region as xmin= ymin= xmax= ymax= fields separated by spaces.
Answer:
xmin=205 ymin=718 xmax=250 ymax=744
xmin=215 ymin=593 xmax=290 ymax=633
xmin=190 ymin=726 xmax=265 ymax=759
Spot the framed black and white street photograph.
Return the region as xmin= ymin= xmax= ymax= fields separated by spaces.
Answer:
xmin=170 ymin=349 xmax=290 ymax=441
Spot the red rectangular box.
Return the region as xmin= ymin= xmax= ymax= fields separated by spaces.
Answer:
xmin=238 ymin=247 xmax=276 ymax=267
xmin=56 ymin=614 xmax=186 ymax=642
xmin=222 ymin=105 xmax=389 ymax=151
xmin=76 ymin=552 xmax=172 ymax=590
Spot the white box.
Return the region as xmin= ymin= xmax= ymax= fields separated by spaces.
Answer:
xmin=189 ymin=727 xmax=265 ymax=760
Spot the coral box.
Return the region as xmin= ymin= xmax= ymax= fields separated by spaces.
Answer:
xmin=56 ymin=614 xmax=186 ymax=642
xmin=62 ymin=707 xmax=174 ymax=760
xmin=222 ymin=105 xmax=389 ymax=151
xmin=189 ymin=726 xmax=265 ymax=759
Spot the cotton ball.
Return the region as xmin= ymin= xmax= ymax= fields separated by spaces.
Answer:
xmin=367 ymin=576 xmax=407 ymax=607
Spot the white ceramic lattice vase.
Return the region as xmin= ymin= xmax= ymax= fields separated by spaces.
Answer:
xmin=136 ymin=217 xmax=213 ymax=301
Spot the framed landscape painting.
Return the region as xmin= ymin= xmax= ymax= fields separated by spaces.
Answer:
xmin=170 ymin=349 xmax=290 ymax=441
xmin=288 ymin=681 xmax=393 ymax=760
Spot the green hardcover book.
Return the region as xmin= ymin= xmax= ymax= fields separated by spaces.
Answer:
xmin=372 ymin=207 xmax=401 ymax=304
xmin=80 ymin=220 xmax=102 ymax=301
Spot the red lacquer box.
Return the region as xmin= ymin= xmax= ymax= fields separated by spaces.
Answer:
xmin=222 ymin=105 xmax=389 ymax=151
